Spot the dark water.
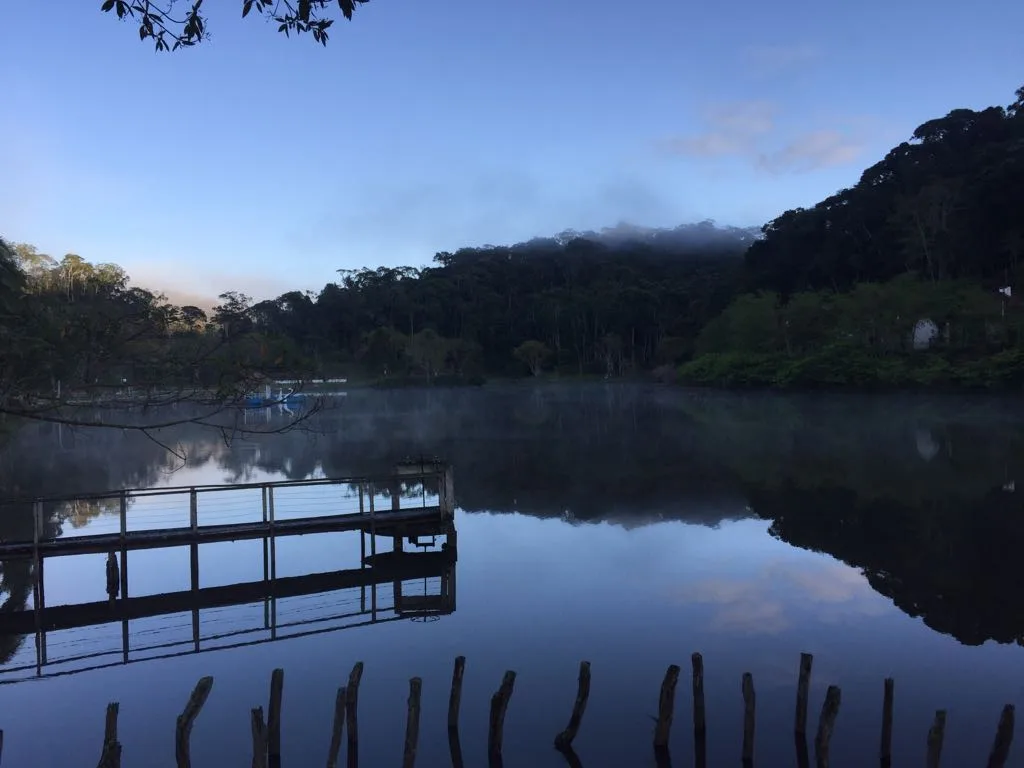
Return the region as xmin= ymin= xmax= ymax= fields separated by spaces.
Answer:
xmin=1 ymin=383 xmax=1024 ymax=767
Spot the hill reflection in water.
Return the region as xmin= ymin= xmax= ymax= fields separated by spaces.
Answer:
xmin=0 ymin=384 xmax=1022 ymax=766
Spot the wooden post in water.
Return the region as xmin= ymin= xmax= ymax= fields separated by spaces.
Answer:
xmin=402 ymin=677 xmax=422 ymax=768
xmin=448 ymin=727 xmax=465 ymax=768
xmin=97 ymin=701 xmax=122 ymax=768
xmin=488 ymin=671 xmax=516 ymax=765
xmin=880 ymin=678 xmax=894 ymax=768
xmin=448 ymin=656 xmax=466 ymax=731
xmin=251 ymin=707 xmax=268 ymax=768
xmin=986 ymin=704 xmax=1015 ymax=768
xmin=692 ymin=653 xmax=706 ymax=768
xmin=447 ymin=656 xmax=466 ymax=768
xmin=926 ymin=710 xmax=946 ymax=768
xmin=691 ymin=653 xmax=705 ymax=736
xmin=175 ymin=676 xmax=214 ymax=768
xmin=346 ymin=662 xmax=364 ymax=768
xmin=654 ymin=664 xmax=680 ymax=752
xmin=795 ymin=653 xmax=813 ymax=735
xmin=554 ymin=661 xmax=591 ymax=750
xmin=741 ymin=672 xmax=756 ymax=766
xmin=814 ymin=685 xmax=841 ymax=768
xmin=267 ymin=668 xmax=284 ymax=765
xmin=326 ymin=687 xmax=346 ymax=768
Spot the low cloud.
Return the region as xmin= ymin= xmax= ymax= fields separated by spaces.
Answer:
xmin=660 ymin=100 xmax=865 ymax=174
xmin=126 ymin=263 xmax=302 ymax=309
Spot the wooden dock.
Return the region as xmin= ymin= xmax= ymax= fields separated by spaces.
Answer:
xmin=0 ymin=459 xmax=455 ymax=558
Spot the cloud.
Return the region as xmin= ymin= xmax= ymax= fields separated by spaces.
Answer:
xmin=659 ymin=101 xmax=776 ymax=158
xmin=757 ymin=130 xmax=864 ymax=173
xmin=667 ymin=558 xmax=886 ymax=635
xmin=740 ymin=44 xmax=821 ymax=78
xmin=659 ymin=100 xmax=865 ymax=174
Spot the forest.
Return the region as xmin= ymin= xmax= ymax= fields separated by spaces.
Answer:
xmin=1 ymin=83 xmax=1023 ymax=414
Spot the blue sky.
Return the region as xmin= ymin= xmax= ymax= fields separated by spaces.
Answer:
xmin=1 ymin=0 xmax=1021 ymax=303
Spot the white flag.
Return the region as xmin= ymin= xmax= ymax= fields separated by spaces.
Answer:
xmin=1000 ymin=286 xmax=1012 ymax=297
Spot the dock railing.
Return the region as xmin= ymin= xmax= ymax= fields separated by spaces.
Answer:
xmin=0 ymin=460 xmax=455 ymax=558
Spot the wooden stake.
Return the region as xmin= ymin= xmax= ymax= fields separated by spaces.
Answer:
xmin=926 ymin=710 xmax=946 ymax=768
xmin=795 ymin=653 xmax=813 ymax=736
xmin=653 ymin=664 xmax=680 ymax=750
xmin=326 ymin=687 xmax=346 ymax=768
xmin=880 ymin=678 xmax=894 ymax=768
xmin=692 ymin=653 xmax=705 ymax=738
xmin=447 ymin=726 xmax=464 ymax=768
xmin=986 ymin=704 xmax=1015 ymax=768
xmin=448 ymin=656 xmax=465 ymax=731
xmin=741 ymin=672 xmax=755 ymax=766
xmin=813 ymin=685 xmax=841 ymax=768
xmin=175 ymin=676 xmax=214 ymax=768
xmin=267 ymin=668 xmax=284 ymax=763
xmin=346 ymin=662 xmax=364 ymax=768
xmin=488 ymin=671 xmax=516 ymax=764
xmin=558 ymin=746 xmax=584 ymax=768
xmin=794 ymin=731 xmax=810 ymax=768
xmin=97 ymin=702 xmax=121 ymax=768
xmin=402 ymin=678 xmax=422 ymax=768
xmin=251 ymin=707 xmax=268 ymax=768
xmin=554 ymin=661 xmax=591 ymax=750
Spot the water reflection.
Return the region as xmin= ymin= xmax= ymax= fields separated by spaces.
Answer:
xmin=0 ymin=385 xmax=1022 ymax=766
xmin=0 ymin=529 xmax=456 ymax=682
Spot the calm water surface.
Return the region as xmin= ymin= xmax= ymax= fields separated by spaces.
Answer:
xmin=1 ymin=384 xmax=1024 ymax=767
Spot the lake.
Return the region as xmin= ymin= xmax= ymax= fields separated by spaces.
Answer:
xmin=1 ymin=383 xmax=1023 ymax=767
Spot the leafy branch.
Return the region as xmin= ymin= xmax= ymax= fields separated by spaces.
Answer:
xmin=100 ymin=0 xmax=369 ymax=51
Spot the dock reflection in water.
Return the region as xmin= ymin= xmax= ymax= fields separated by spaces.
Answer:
xmin=0 ymin=469 xmax=457 ymax=683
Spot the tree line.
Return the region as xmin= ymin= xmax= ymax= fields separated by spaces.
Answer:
xmin=682 ymin=83 xmax=1024 ymax=389
xmin=3 ymin=83 xmax=1024 ymax=414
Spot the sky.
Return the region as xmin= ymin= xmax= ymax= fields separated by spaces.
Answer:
xmin=1 ymin=0 xmax=1021 ymax=304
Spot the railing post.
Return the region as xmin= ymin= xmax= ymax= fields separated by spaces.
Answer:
xmin=368 ymin=481 xmax=377 ymax=619
xmin=268 ymin=486 xmax=276 ymax=528
xmin=441 ymin=464 xmax=455 ymax=520
xmin=119 ymin=492 xmax=128 ymax=540
xmin=33 ymin=500 xmax=43 ymax=548
xmin=188 ymin=488 xmax=198 ymax=532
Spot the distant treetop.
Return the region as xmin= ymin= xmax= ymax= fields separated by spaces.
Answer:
xmin=100 ymin=0 xmax=370 ymax=51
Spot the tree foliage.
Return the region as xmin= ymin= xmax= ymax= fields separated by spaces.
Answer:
xmin=745 ymin=88 xmax=1024 ymax=295
xmin=100 ymin=0 xmax=370 ymax=51
xmin=679 ymin=84 xmax=1024 ymax=389
xmin=0 ymin=238 xmax=318 ymax=436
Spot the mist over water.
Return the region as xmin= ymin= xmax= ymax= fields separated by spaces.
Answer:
xmin=1 ymin=383 xmax=1024 ymax=767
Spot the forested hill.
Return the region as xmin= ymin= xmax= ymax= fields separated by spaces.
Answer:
xmin=307 ymin=221 xmax=753 ymax=377
xmin=746 ymin=87 xmax=1024 ymax=294
xmin=682 ymin=85 xmax=1024 ymax=390
xmin=3 ymin=85 xmax=1024 ymax=403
